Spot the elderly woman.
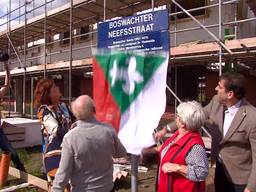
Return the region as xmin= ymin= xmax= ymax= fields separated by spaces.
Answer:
xmin=157 ymin=101 xmax=208 ymax=192
xmin=34 ymin=79 xmax=75 ymax=188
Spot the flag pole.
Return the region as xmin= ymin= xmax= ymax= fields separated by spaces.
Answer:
xmin=131 ymin=154 xmax=139 ymax=192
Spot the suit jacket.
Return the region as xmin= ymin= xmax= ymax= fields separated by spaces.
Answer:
xmin=52 ymin=118 xmax=127 ymax=192
xmin=204 ymin=95 xmax=256 ymax=191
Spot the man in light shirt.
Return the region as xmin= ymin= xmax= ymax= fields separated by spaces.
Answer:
xmin=52 ymin=95 xmax=127 ymax=192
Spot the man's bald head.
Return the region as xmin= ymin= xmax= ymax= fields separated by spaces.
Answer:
xmin=71 ymin=95 xmax=95 ymax=120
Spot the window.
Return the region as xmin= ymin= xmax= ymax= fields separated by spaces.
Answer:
xmin=54 ymin=34 xmax=60 ymax=40
xmin=31 ymin=46 xmax=41 ymax=57
xmin=46 ymin=36 xmax=54 ymax=48
xmin=80 ymin=25 xmax=90 ymax=40
xmin=170 ymin=0 xmax=206 ymax=20
xmin=62 ymin=31 xmax=70 ymax=44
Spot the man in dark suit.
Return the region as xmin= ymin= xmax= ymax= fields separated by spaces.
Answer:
xmin=154 ymin=72 xmax=256 ymax=192
xmin=204 ymin=72 xmax=256 ymax=192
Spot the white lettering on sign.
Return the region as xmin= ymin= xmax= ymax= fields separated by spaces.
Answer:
xmin=108 ymin=24 xmax=154 ymax=38
xmin=109 ymin=13 xmax=153 ymax=29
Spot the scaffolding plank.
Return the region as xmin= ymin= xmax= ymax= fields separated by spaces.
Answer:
xmin=8 ymin=167 xmax=48 ymax=191
xmin=171 ymin=42 xmax=219 ymax=56
xmin=226 ymin=37 xmax=256 ymax=49
xmin=0 ymin=58 xmax=92 ymax=77
xmin=171 ymin=37 xmax=256 ymax=56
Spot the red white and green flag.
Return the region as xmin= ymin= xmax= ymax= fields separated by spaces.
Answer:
xmin=93 ymin=50 xmax=168 ymax=154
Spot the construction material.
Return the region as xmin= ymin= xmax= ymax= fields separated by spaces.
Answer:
xmin=114 ymin=164 xmax=148 ymax=173
xmin=0 ymin=182 xmax=30 ymax=192
xmin=8 ymin=167 xmax=48 ymax=191
xmin=1 ymin=121 xmax=25 ymax=149
xmin=1 ymin=119 xmax=41 ymax=149
xmin=113 ymin=165 xmax=128 ymax=182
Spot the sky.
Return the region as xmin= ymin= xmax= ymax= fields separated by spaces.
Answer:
xmin=0 ymin=0 xmax=68 ymax=31
xmin=0 ymin=0 xmax=18 ymax=15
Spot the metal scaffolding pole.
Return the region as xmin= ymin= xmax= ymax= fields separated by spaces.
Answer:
xmin=131 ymin=155 xmax=139 ymax=192
xmin=8 ymin=1 xmax=10 ymax=31
xmin=44 ymin=0 xmax=47 ymax=79
xmin=103 ymin=0 xmax=106 ymax=21
xmin=231 ymin=1 xmax=238 ymax=70
xmin=33 ymin=0 xmax=35 ymax=17
xmin=8 ymin=2 xmax=11 ymax=116
xmin=219 ymin=0 xmax=222 ymax=76
xmin=166 ymin=85 xmax=181 ymax=104
xmin=69 ymin=0 xmax=73 ymax=104
xmin=30 ymin=77 xmax=34 ymax=119
xmin=174 ymin=4 xmax=178 ymax=118
xmin=23 ymin=0 xmax=28 ymax=116
xmin=130 ymin=1 xmax=142 ymax=190
xmin=234 ymin=2 xmax=238 ymax=40
xmin=19 ymin=0 xmax=21 ymax=23
xmin=171 ymin=0 xmax=233 ymax=55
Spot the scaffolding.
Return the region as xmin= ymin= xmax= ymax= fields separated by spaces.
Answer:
xmin=0 ymin=1 xmax=255 ymax=191
xmin=0 ymin=0 xmax=256 ymax=117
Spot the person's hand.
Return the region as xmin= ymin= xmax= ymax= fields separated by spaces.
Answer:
xmin=244 ymin=188 xmax=251 ymax=192
xmin=162 ymin=162 xmax=176 ymax=173
xmin=153 ymin=128 xmax=167 ymax=141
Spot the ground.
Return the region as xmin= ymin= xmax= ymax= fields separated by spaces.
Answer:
xmin=1 ymin=147 xmax=215 ymax=192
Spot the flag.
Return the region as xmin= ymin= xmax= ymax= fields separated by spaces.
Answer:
xmin=93 ymin=50 xmax=168 ymax=154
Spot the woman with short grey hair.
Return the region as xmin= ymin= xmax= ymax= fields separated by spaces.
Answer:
xmin=176 ymin=101 xmax=207 ymax=131
xmin=157 ymin=101 xmax=208 ymax=192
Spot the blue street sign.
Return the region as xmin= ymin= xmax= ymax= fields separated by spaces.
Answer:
xmin=97 ymin=9 xmax=169 ymax=53
xmin=98 ymin=9 xmax=169 ymax=41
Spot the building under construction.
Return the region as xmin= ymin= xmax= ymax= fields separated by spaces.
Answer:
xmin=0 ymin=0 xmax=256 ymax=118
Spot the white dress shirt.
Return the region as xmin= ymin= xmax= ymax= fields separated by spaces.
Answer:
xmin=223 ymin=100 xmax=242 ymax=137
